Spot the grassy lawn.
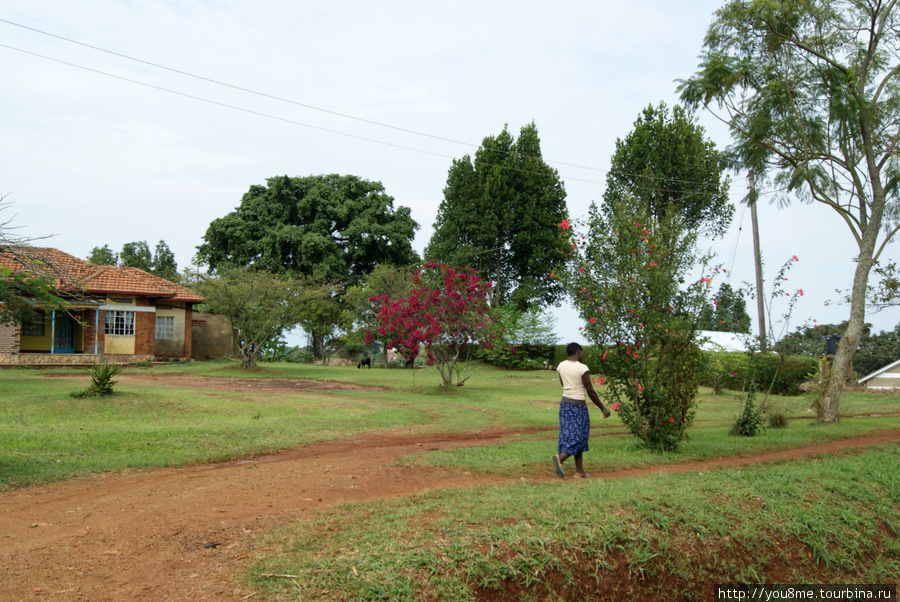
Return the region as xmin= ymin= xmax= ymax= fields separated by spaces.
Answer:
xmin=1 ymin=360 xmax=898 ymax=599
xmin=245 ymin=443 xmax=900 ymax=600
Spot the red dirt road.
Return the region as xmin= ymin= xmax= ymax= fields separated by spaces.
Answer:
xmin=2 ymin=374 xmax=898 ymax=600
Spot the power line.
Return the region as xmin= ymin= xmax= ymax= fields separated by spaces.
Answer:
xmin=0 ymin=17 xmax=742 ymax=191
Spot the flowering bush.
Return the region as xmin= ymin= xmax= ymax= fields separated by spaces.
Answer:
xmin=562 ymin=201 xmax=712 ymax=451
xmin=368 ymin=263 xmax=496 ymax=386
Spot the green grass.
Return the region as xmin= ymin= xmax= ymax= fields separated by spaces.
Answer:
xmin=2 ymin=360 xmax=898 ymax=489
xmin=245 ymin=444 xmax=900 ymax=600
xmin=2 ymin=359 xmax=899 ymax=599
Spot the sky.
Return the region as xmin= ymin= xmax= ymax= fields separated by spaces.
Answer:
xmin=2 ymin=0 xmax=898 ymax=345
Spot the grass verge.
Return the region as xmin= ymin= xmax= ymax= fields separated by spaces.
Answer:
xmin=244 ymin=443 xmax=900 ymax=600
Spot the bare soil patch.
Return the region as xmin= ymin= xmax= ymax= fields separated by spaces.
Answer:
xmin=4 ymin=375 xmax=897 ymax=600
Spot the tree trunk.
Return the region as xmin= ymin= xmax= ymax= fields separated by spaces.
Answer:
xmin=822 ymin=103 xmax=888 ymax=423
xmin=821 ymin=248 xmax=872 ymax=422
xmin=311 ymin=333 xmax=325 ymax=360
xmin=749 ymin=173 xmax=767 ymax=353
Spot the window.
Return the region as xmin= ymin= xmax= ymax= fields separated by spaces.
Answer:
xmin=155 ymin=315 xmax=175 ymax=339
xmin=20 ymin=311 xmax=45 ymax=336
xmin=105 ymin=310 xmax=135 ymax=336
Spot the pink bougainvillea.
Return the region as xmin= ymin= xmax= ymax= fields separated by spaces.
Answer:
xmin=368 ymin=263 xmax=495 ymax=385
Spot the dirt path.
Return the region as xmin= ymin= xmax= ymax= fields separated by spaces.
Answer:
xmin=2 ymin=375 xmax=898 ymax=601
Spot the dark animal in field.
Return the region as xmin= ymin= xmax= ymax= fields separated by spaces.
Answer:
xmin=357 ymin=356 xmax=372 ymax=369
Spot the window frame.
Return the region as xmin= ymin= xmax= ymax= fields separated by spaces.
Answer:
xmin=20 ymin=310 xmax=46 ymax=337
xmin=105 ymin=310 xmax=135 ymax=336
xmin=155 ymin=315 xmax=175 ymax=340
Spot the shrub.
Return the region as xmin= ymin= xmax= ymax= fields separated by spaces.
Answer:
xmin=697 ymin=351 xmax=817 ymax=395
xmin=71 ymin=360 xmax=121 ymax=398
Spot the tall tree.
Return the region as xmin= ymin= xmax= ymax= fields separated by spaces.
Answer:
xmin=197 ymin=174 xmax=419 ymax=282
xmin=119 ymin=241 xmax=153 ymax=272
xmin=425 ymin=122 xmax=570 ymax=310
xmin=698 ymin=282 xmax=751 ymax=333
xmin=604 ymin=103 xmax=733 ymax=239
xmin=87 ymin=245 xmax=118 ymax=266
xmin=151 ymin=241 xmax=179 ymax=283
xmin=679 ymin=0 xmax=900 ymax=422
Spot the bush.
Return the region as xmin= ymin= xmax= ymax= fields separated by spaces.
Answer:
xmin=698 ymin=351 xmax=817 ymax=395
xmin=479 ymin=344 xmax=554 ymax=370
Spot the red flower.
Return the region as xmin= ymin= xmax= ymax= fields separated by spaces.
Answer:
xmin=792 ymin=255 xmax=799 ymax=261
xmin=601 ymin=351 xmax=608 ymax=360
xmin=668 ymin=417 xmax=675 ymax=423
xmin=581 ymin=287 xmax=586 ymax=293
xmin=610 ymin=402 xmax=621 ymax=411
xmin=579 ymin=266 xmax=585 ymax=273
xmin=559 ymin=219 xmax=571 ymax=230
xmin=798 ymin=289 xmax=804 ymax=296
xmin=590 ymin=317 xmax=597 ymax=324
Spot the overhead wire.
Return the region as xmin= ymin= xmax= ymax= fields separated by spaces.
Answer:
xmin=0 ymin=17 xmax=745 ymax=192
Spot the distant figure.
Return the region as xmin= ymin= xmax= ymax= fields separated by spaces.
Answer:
xmin=357 ymin=354 xmax=371 ymax=369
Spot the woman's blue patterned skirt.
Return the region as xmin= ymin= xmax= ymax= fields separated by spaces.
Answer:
xmin=558 ymin=400 xmax=590 ymax=455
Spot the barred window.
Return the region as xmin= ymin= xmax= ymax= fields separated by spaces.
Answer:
xmin=155 ymin=315 xmax=175 ymax=339
xmin=21 ymin=311 xmax=46 ymax=336
xmin=105 ymin=310 xmax=135 ymax=336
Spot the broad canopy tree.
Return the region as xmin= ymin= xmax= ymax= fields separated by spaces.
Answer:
xmin=198 ymin=174 xmax=419 ymax=282
xmin=679 ymin=0 xmax=900 ymax=422
xmin=197 ymin=174 xmax=419 ymax=358
xmin=425 ymin=122 xmax=570 ymax=310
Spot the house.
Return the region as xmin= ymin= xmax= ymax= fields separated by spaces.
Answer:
xmin=698 ymin=330 xmax=751 ymax=353
xmin=0 ymin=247 xmax=204 ymax=366
xmin=857 ymin=358 xmax=900 ymax=389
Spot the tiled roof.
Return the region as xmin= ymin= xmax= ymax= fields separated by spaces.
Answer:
xmin=0 ymin=247 xmax=204 ymax=302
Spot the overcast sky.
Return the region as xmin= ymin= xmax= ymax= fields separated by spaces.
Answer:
xmin=2 ymin=1 xmax=897 ymax=343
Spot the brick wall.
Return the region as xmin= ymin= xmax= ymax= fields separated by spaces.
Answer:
xmin=83 ymin=309 xmax=102 ymax=354
xmin=0 ymin=322 xmax=20 ymax=354
xmin=134 ymin=299 xmax=155 ymax=355
xmin=183 ymin=305 xmax=193 ymax=357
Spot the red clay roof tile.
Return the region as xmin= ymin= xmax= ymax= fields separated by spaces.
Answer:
xmin=0 ymin=247 xmax=204 ymax=302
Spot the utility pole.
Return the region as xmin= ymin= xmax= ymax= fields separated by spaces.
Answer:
xmin=749 ymin=171 xmax=767 ymax=352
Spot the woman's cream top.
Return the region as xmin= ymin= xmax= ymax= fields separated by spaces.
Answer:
xmin=557 ymin=359 xmax=589 ymax=401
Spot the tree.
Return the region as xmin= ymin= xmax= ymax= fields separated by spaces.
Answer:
xmin=345 ymin=264 xmax=416 ymax=367
xmin=195 ymin=269 xmax=326 ymax=369
xmin=369 ymin=263 xmax=496 ymax=385
xmin=776 ymin=320 xmax=900 ymax=378
xmin=87 ymin=241 xmax=179 ymax=282
xmin=197 ymin=174 xmax=419 ymax=282
xmin=604 ymin=103 xmax=733 ymax=239
xmin=119 ymin=241 xmax=153 ymax=272
xmin=151 ymin=241 xmax=179 ymax=282
xmin=425 ymin=122 xmax=570 ymax=310
xmin=565 ymin=202 xmax=712 ymax=451
xmin=87 ymin=245 xmax=118 ymax=266
xmin=698 ymin=282 xmax=751 ymax=332
xmin=679 ymin=0 xmax=900 ymax=422
xmin=0 ymin=198 xmax=67 ymax=325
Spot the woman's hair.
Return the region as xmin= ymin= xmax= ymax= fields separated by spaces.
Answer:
xmin=566 ymin=342 xmax=583 ymax=357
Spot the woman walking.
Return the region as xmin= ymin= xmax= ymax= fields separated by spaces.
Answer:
xmin=553 ymin=342 xmax=610 ymax=478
